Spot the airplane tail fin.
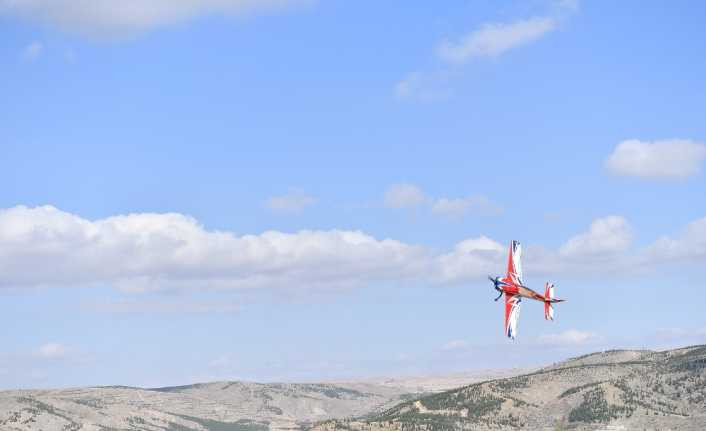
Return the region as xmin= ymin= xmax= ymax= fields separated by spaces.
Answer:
xmin=544 ymin=282 xmax=556 ymax=321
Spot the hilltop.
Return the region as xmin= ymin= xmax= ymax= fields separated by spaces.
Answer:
xmin=312 ymin=345 xmax=706 ymax=431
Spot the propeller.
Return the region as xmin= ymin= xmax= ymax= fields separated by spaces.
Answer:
xmin=489 ymin=275 xmax=503 ymax=301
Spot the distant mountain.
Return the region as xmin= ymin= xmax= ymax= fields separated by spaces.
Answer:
xmin=0 ymin=371 xmax=517 ymax=430
xmin=312 ymin=345 xmax=706 ymax=431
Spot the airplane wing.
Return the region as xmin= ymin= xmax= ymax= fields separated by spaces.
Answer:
xmin=504 ymin=294 xmax=521 ymax=340
xmin=505 ymin=240 xmax=523 ymax=286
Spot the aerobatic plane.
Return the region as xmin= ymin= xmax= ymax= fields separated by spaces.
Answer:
xmin=488 ymin=240 xmax=565 ymax=340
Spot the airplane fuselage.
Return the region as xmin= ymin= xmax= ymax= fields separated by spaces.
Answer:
xmin=513 ymin=284 xmax=546 ymax=302
xmin=495 ymin=277 xmax=547 ymax=302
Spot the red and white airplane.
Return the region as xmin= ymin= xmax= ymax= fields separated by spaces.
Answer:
xmin=489 ymin=240 xmax=565 ymax=340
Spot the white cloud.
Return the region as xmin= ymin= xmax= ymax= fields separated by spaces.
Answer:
xmin=1 ymin=206 xmax=705 ymax=293
xmin=438 ymin=17 xmax=557 ymax=64
xmin=555 ymin=214 xmax=706 ymax=272
xmin=0 ymin=0 xmax=310 ymax=39
xmin=37 ymin=343 xmax=68 ymax=359
xmin=265 ymin=191 xmax=316 ymax=213
xmin=396 ymin=2 xmax=577 ymax=102
xmin=560 ymin=216 xmax=632 ymax=258
xmin=442 ymin=339 xmax=468 ymax=351
xmin=437 ymin=236 xmax=505 ymax=283
xmin=0 ymin=205 xmax=431 ymax=292
xmin=432 ymin=195 xmax=503 ymax=218
xmin=645 ymin=216 xmax=706 ymax=263
xmin=538 ymin=329 xmax=599 ymax=346
xmin=384 ymin=184 xmax=427 ymax=209
xmin=605 ymin=139 xmax=706 ymax=180
xmin=22 ymin=41 xmax=42 ymax=61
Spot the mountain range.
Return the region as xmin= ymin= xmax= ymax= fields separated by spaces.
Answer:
xmin=1 ymin=345 xmax=704 ymax=430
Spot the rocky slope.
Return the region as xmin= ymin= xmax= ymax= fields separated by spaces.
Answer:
xmin=312 ymin=345 xmax=706 ymax=431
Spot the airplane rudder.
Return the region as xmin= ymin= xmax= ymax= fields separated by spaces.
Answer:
xmin=544 ymin=301 xmax=555 ymax=321
xmin=544 ymin=282 xmax=555 ymax=299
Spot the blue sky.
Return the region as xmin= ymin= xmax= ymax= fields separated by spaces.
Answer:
xmin=1 ymin=0 xmax=706 ymax=389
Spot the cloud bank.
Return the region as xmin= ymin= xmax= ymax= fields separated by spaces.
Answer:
xmin=0 ymin=205 xmax=430 ymax=291
xmin=0 ymin=206 xmax=705 ymax=292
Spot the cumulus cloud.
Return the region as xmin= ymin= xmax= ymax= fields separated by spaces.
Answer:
xmin=438 ymin=17 xmax=557 ymax=64
xmin=37 ymin=343 xmax=68 ymax=359
xmin=0 ymin=205 xmax=431 ymax=292
xmin=437 ymin=236 xmax=505 ymax=282
xmin=605 ymin=139 xmax=706 ymax=180
xmin=555 ymin=214 xmax=706 ymax=273
xmin=22 ymin=41 xmax=42 ymax=61
xmin=1 ymin=206 xmax=705 ymax=293
xmin=560 ymin=216 xmax=632 ymax=258
xmin=432 ymin=195 xmax=503 ymax=218
xmin=384 ymin=184 xmax=427 ymax=209
xmin=265 ymin=191 xmax=316 ymax=213
xmin=0 ymin=0 xmax=310 ymax=39
xmin=538 ymin=329 xmax=599 ymax=346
